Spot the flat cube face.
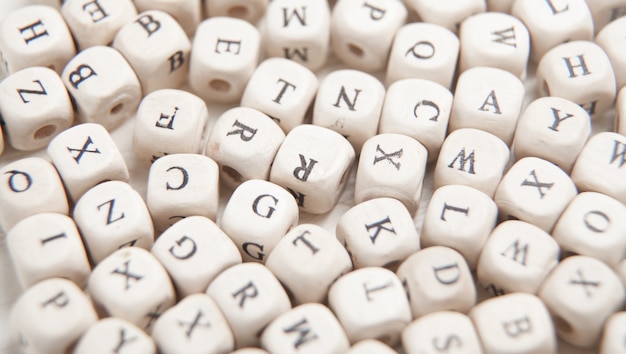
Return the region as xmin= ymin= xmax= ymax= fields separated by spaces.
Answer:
xmin=347 ymin=340 xmax=397 ymax=354
xmin=220 ymin=179 xmax=298 ymax=263
xmin=571 ymin=132 xmax=626 ymax=204
xmin=331 ymin=0 xmax=408 ymax=72
xmin=73 ymin=181 xmax=154 ymax=264
xmin=264 ymin=0 xmax=330 ymax=71
xmin=190 ymin=17 xmax=261 ymax=102
xmin=469 ymin=293 xmax=556 ymax=354
xmin=269 ymin=124 xmax=355 ymax=214
xmin=536 ymin=40 xmax=616 ymax=118
xmin=336 ymin=197 xmax=420 ymax=270
xmin=205 ymin=107 xmax=285 ymax=189
xmin=87 ymin=247 xmax=176 ymax=333
xmin=450 ymin=67 xmax=525 ymax=145
xmin=61 ymin=46 xmax=142 ymax=131
xmin=134 ymin=0 xmax=200 ymax=37
xmin=113 ymin=10 xmax=191 ymax=93
xmin=133 ymin=89 xmax=209 ymax=163
xmin=152 ymin=294 xmax=234 ymax=354
xmin=328 ymin=267 xmax=411 ymax=346
xmin=0 ymin=66 xmax=74 ymax=151
xmin=265 ymin=224 xmax=352 ymax=304
xmin=73 ymin=318 xmax=156 ymax=354
xmin=513 ymin=96 xmax=591 ymax=172
xmin=595 ymin=16 xmax=626 ymax=90
xmin=402 ymin=311 xmax=483 ymax=354
xmin=420 ymin=184 xmax=497 ymax=269
xmin=0 ymin=5 xmax=76 ymax=77
xmin=405 ymin=0 xmax=486 ymax=32
xmin=146 ymin=154 xmax=219 ymax=232
xmin=61 ymin=0 xmax=138 ymax=50
xmin=7 ymin=213 xmax=90 ymax=289
xmin=476 ymin=220 xmax=560 ymax=296
xmin=241 ymin=58 xmax=319 ymax=133
xmin=355 ymin=133 xmax=428 ymax=215
xmin=459 ymin=12 xmax=530 ymax=78
xmin=0 ymin=157 xmax=68 ymax=231
xmin=386 ymin=22 xmax=460 ymax=89
xmin=313 ymin=69 xmax=386 ymax=152
xmin=261 ymin=303 xmax=350 ymax=354
xmin=538 ymin=256 xmax=626 ymax=347
xmin=379 ymin=78 xmax=453 ymax=161
xmin=553 ymin=192 xmax=626 ymax=268
xmin=11 ymin=278 xmax=98 ymax=354
xmin=151 ymin=216 xmax=241 ymax=297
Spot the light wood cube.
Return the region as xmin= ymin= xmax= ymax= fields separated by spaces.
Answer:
xmin=204 ymin=0 xmax=268 ymax=25
xmin=404 ymin=0 xmax=485 ymax=32
xmin=73 ymin=180 xmax=154 ymax=264
xmin=336 ymin=197 xmax=420 ymax=270
xmin=61 ymin=45 xmax=142 ymax=130
xmin=205 ymin=107 xmax=285 ymax=189
xmin=0 ymin=66 xmax=73 ymax=151
xmin=402 ymin=311 xmax=483 ymax=354
xmin=386 ymin=22 xmax=459 ymax=89
xmin=379 ymin=78 xmax=453 ymax=161
xmin=345 ymin=340 xmax=397 ymax=354
xmin=265 ymin=224 xmax=352 ymax=304
xmin=600 ymin=311 xmax=626 ymax=354
xmin=596 ymin=16 xmax=626 ymax=90
xmin=586 ymin=0 xmax=626 ymax=33
xmin=0 ymin=157 xmax=68 ymax=232
xmin=73 ymin=317 xmax=156 ymax=354
xmin=134 ymin=0 xmax=200 ymax=37
xmin=151 ymin=216 xmax=241 ymax=297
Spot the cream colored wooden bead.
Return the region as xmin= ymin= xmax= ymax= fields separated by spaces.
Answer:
xmin=512 ymin=96 xmax=591 ymax=173
xmin=204 ymin=0 xmax=268 ymax=25
xmin=434 ymin=128 xmax=510 ymax=198
xmin=586 ymin=0 xmax=626 ymax=33
xmin=379 ymin=78 xmax=453 ymax=161
xmin=512 ymin=0 xmax=593 ymax=62
xmin=449 ymin=67 xmax=525 ymax=145
xmin=494 ymin=157 xmax=578 ymax=232
xmin=336 ymin=197 xmax=420 ymax=270
xmin=571 ymin=132 xmax=626 ymax=205
xmin=88 ymin=247 xmax=176 ymax=332
xmin=553 ymin=192 xmax=626 ymax=269
xmin=133 ymin=89 xmax=209 ymax=164
xmin=312 ymin=69 xmax=385 ymax=153
xmin=0 ymin=5 xmax=76 ymax=78
xmin=189 ymin=17 xmax=261 ymax=103
xmin=0 ymin=157 xmax=68 ymax=232
xmin=386 ymin=22 xmax=459 ymax=89
xmin=397 ymin=246 xmax=476 ymax=317
xmin=476 ymin=220 xmax=560 ymax=296
xmin=11 ymin=278 xmax=97 ymax=354
xmin=7 ymin=213 xmax=90 ymax=290
xmin=536 ymin=40 xmax=616 ymax=118
xmin=152 ymin=293 xmax=234 ymax=354
xmin=113 ymin=10 xmax=190 ymax=93
xmin=151 ymin=216 xmax=241 ymax=297
xmin=134 ymin=0 xmax=200 ymax=37
xmin=269 ymin=124 xmax=355 ymax=214
xmin=263 ymin=0 xmax=330 ymax=71
xmin=205 ymin=107 xmax=285 ymax=189
xmin=404 ymin=0 xmax=485 ymax=32
xmin=61 ymin=0 xmax=138 ymax=50
xmin=146 ymin=154 xmax=219 ymax=232
xmin=469 ymin=293 xmax=556 ymax=354
xmin=402 ymin=311 xmax=484 ymax=354
xmin=420 ymin=185 xmax=497 ymax=269
xmin=265 ymin=224 xmax=352 ymax=304
xmin=73 ymin=180 xmax=154 ymax=264
xmin=354 ymin=133 xmax=428 ymax=215
xmin=260 ymin=303 xmax=350 ymax=354
xmin=345 ymin=340 xmax=397 ymax=354
xmin=330 ymin=0 xmax=407 ymax=72
xmin=73 ymin=317 xmax=156 ymax=354
xmin=538 ymin=255 xmax=625 ymax=347
xmin=596 ymin=16 xmax=626 ymax=90
xmin=61 ymin=45 xmax=142 ymax=130
xmin=206 ymin=262 xmax=291 ymax=348
xmin=600 ymin=311 xmax=626 ymax=354
xmin=328 ymin=267 xmax=411 ymax=346
xmin=459 ymin=12 xmax=530 ymax=78
xmin=0 ymin=66 xmax=73 ymax=151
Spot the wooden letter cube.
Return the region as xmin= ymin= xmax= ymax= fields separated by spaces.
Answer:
xmin=404 ymin=0 xmax=486 ymax=32
xmin=402 ymin=311 xmax=483 ymax=354
xmin=600 ymin=311 xmax=626 ymax=354
xmin=134 ymin=0 xmax=200 ymax=37
xmin=73 ymin=317 xmax=156 ymax=354
xmin=346 ymin=340 xmax=397 ymax=354
xmin=595 ymin=16 xmax=626 ymax=90
xmin=0 ymin=66 xmax=73 ymax=151
xmin=354 ymin=133 xmax=428 ymax=215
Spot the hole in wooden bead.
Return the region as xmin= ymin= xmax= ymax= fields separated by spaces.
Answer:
xmin=110 ymin=103 xmax=124 ymax=115
xmin=34 ymin=124 xmax=56 ymax=140
xmin=227 ymin=5 xmax=248 ymax=18
xmin=222 ymin=165 xmax=242 ymax=182
xmin=553 ymin=315 xmax=573 ymax=333
xmin=210 ymin=79 xmax=231 ymax=92
xmin=347 ymin=43 xmax=364 ymax=58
